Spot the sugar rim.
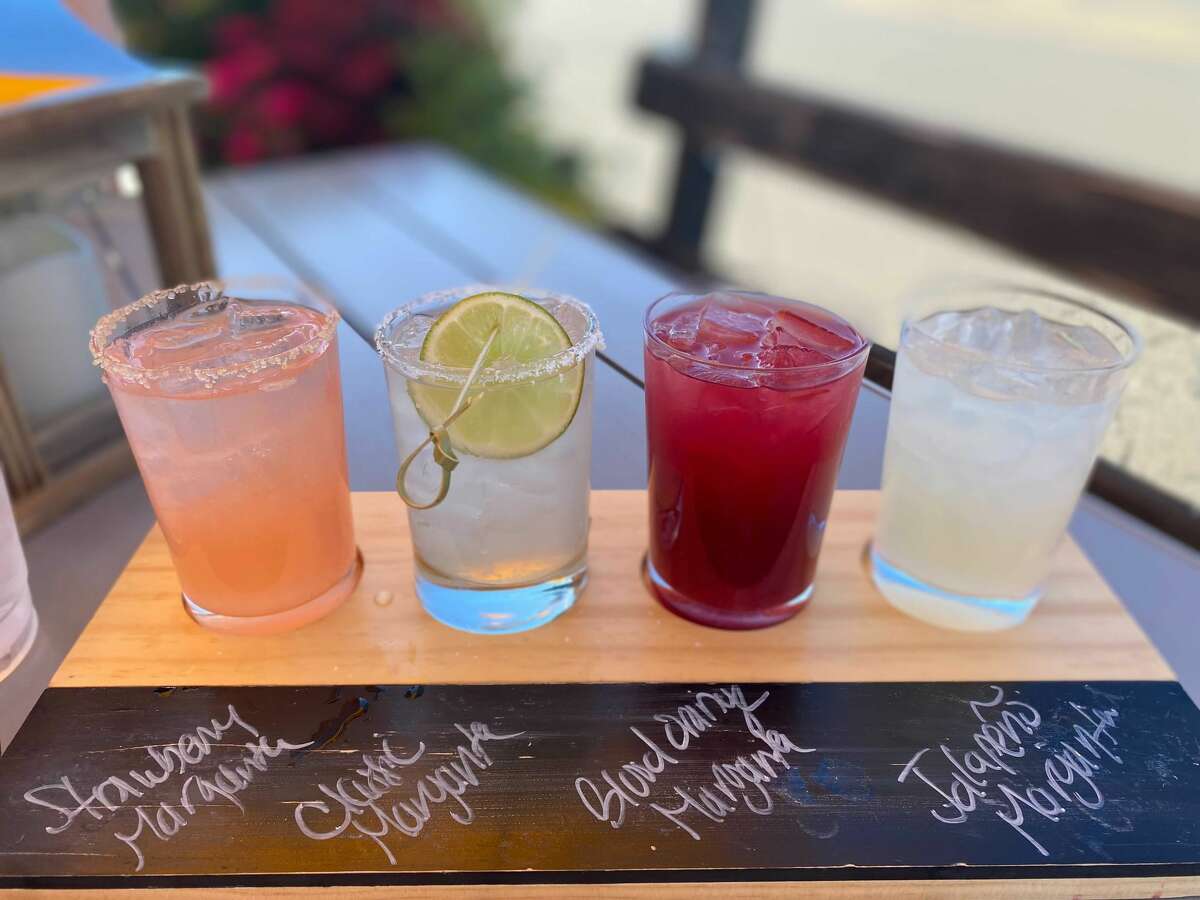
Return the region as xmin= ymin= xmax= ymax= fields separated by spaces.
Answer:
xmin=905 ymin=282 xmax=1142 ymax=375
xmin=374 ymin=284 xmax=604 ymax=386
xmin=89 ymin=279 xmax=339 ymax=386
xmin=643 ymin=289 xmax=871 ymax=373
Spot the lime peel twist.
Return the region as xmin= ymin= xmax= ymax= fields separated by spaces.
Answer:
xmin=395 ymin=325 xmax=498 ymax=510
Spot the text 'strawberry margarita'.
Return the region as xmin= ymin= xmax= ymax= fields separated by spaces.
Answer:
xmin=90 ymin=280 xmax=361 ymax=635
xmin=643 ymin=291 xmax=868 ymax=629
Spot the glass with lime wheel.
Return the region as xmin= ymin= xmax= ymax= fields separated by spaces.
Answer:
xmin=375 ymin=286 xmax=602 ymax=634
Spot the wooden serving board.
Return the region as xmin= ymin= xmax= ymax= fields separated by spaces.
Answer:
xmin=8 ymin=490 xmax=1191 ymax=899
xmin=48 ymin=492 xmax=1172 ymax=688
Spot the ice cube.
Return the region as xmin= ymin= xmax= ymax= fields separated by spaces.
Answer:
xmin=1043 ymin=320 xmax=1124 ymax=369
xmin=976 ymin=307 xmax=1010 ymax=348
xmin=695 ymin=301 xmax=764 ymax=350
xmin=965 ymin=362 xmax=1046 ymax=402
xmin=1007 ymin=309 xmax=1044 ymax=355
xmin=696 ymin=365 xmax=760 ymax=388
xmin=392 ymin=314 xmax=435 ymax=350
xmin=137 ymin=318 xmax=225 ymax=353
xmin=665 ymin=351 xmax=757 ymax=387
xmin=755 ymin=344 xmax=823 ymax=369
xmin=232 ymin=299 xmax=292 ymax=334
xmin=913 ymin=306 xmax=1128 ymax=406
xmin=771 ymin=307 xmax=858 ymax=358
xmin=540 ymin=298 xmax=587 ymax=342
xmin=923 ymin=306 xmax=1122 ymax=371
xmin=653 ymin=309 xmax=702 ymax=352
xmin=180 ymin=292 xmax=229 ymax=319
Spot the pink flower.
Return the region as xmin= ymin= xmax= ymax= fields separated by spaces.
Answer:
xmin=200 ymin=0 xmax=466 ymax=162
xmin=280 ymin=34 xmax=337 ymax=76
xmin=259 ymin=81 xmax=313 ymax=126
xmin=207 ymin=43 xmax=280 ymax=105
xmin=235 ymin=43 xmax=281 ymax=83
xmin=303 ymin=93 xmax=356 ymax=142
xmin=223 ymin=125 xmax=266 ymax=164
xmin=274 ymin=0 xmax=364 ymax=38
xmin=338 ymin=43 xmax=395 ymax=97
xmin=206 ymin=58 xmax=250 ymax=104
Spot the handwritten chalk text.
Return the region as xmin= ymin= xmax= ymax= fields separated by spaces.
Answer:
xmin=293 ymin=721 xmax=524 ymax=864
xmin=575 ymin=684 xmax=814 ymax=839
xmin=24 ymin=705 xmax=309 ymax=871
xmin=898 ymin=685 xmax=1123 ymax=856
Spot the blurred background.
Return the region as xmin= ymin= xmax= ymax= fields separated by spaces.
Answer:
xmin=2 ymin=0 xmax=1197 ymax=537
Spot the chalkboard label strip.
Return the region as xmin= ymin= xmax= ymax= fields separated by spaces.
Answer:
xmin=2 ymin=681 xmax=1199 ymax=888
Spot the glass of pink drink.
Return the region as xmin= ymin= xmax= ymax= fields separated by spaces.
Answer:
xmin=644 ymin=291 xmax=869 ymax=629
xmin=90 ymin=279 xmax=361 ymax=634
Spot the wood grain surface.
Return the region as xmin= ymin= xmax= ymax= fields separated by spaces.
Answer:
xmin=50 ymin=491 xmax=1173 ymax=688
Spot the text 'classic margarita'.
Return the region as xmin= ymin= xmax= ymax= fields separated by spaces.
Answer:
xmin=377 ymin=286 xmax=602 ymax=635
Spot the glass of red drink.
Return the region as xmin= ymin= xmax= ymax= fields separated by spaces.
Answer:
xmin=643 ymin=290 xmax=869 ymax=629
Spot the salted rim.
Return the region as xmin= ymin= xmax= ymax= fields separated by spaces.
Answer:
xmin=643 ymin=290 xmax=870 ymax=373
xmin=89 ymin=279 xmax=339 ymax=386
xmin=906 ymin=282 xmax=1141 ymax=375
xmin=374 ymin=284 xmax=604 ymax=386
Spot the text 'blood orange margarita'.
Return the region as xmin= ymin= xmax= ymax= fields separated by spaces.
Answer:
xmin=643 ymin=291 xmax=869 ymax=629
xmin=90 ymin=279 xmax=361 ymax=635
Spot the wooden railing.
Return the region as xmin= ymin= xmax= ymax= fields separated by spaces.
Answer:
xmin=637 ymin=55 xmax=1200 ymax=330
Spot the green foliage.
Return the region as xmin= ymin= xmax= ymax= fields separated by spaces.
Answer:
xmin=386 ymin=32 xmax=592 ymax=220
xmin=116 ymin=0 xmax=269 ymax=60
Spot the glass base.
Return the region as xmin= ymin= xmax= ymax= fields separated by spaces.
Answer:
xmin=415 ymin=559 xmax=586 ymax=635
xmin=183 ymin=550 xmax=363 ymax=635
xmin=0 ymin=602 xmax=38 ymax=681
xmin=643 ymin=556 xmax=813 ymax=630
xmin=869 ymin=546 xmax=1039 ymax=632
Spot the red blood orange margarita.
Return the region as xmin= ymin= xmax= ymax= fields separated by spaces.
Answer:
xmin=643 ymin=291 xmax=869 ymax=628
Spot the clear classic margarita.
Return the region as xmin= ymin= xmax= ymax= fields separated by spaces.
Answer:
xmin=376 ymin=286 xmax=602 ymax=634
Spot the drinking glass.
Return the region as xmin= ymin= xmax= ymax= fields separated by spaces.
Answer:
xmin=643 ymin=290 xmax=869 ymax=629
xmin=0 ymin=463 xmax=38 ymax=679
xmin=870 ymin=283 xmax=1139 ymax=630
xmin=90 ymin=278 xmax=361 ymax=634
xmin=375 ymin=285 xmax=602 ymax=634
